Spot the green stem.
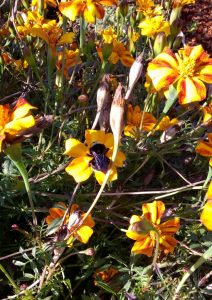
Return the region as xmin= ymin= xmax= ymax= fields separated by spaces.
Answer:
xmin=12 ymin=160 xmax=38 ymax=231
xmin=152 ymin=230 xmax=160 ymax=268
xmin=0 ymin=263 xmax=19 ymax=292
xmin=79 ymin=16 xmax=86 ymax=55
xmin=173 ymin=245 xmax=212 ymax=299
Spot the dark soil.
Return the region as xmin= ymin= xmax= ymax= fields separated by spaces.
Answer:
xmin=181 ymin=0 xmax=212 ymax=54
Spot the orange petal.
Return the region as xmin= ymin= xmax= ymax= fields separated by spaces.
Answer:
xmin=195 ymin=141 xmax=212 ymax=157
xmin=159 ymin=235 xmax=178 ymax=254
xmin=159 ymin=217 xmax=180 ymax=234
xmin=131 ymin=236 xmax=155 ymax=256
xmin=142 ymin=200 xmax=165 ymax=224
xmin=59 ymin=1 xmax=82 ymax=21
xmin=177 ymin=77 xmax=206 ymax=105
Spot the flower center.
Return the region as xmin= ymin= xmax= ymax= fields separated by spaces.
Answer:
xmin=179 ymin=57 xmax=196 ymax=78
xmin=89 ymin=143 xmax=110 ymax=173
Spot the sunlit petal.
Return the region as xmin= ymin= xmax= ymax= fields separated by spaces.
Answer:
xmin=65 ymin=156 xmax=93 ymax=182
xmin=64 ymin=138 xmax=88 ymax=157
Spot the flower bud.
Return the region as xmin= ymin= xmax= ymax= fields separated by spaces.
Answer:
xmin=130 ymin=216 xmax=155 ymax=235
xmin=169 ymin=7 xmax=182 ymax=25
xmin=110 ymin=83 xmax=126 ymax=142
xmin=125 ymin=52 xmax=144 ymax=101
xmin=153 ymin=32 xmax=167 ymax=57
xmin=119 ymin=0 xmax=128 ymax=18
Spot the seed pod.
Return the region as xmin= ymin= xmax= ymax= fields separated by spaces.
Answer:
xmin=92 ymin=74 xmax=112 ymax=130
xmin=110 ymin=83 xmax=126 ymax=142
xmin=125 ymin=52 xmax=144 ymax=101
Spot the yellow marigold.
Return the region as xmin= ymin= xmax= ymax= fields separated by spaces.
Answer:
xmin=156 ymin=116 xmax=178 ymax=131
xmin=98 ymin=40 xmax=134 ymax=67
xmin=147 ymin=45 xmax=212 ymax=105
xmin=46 ymin=202 xmax=95 ymax=244
xmin=136 ymin=0 xmax=162 ymax=17
xmin=0 ymin=98 xmax=37 ymax=152
xmin=138 ymin=16 xmax=170 ymax=38
xmin=124 ymin=104 xmax=157 ymax=138
xmin=195 ymin=133 xmax=212 ymax=167
xmin=56 ymin=49 xmax=81 ymax=78
xmin=59 ymin=0 xmax=117 ymax=23
xmin=64 ymin=130 xmax=126 ymax=185
xmin=200 ymin=181 xmax=212 ymax=231
xmin=126 ymin=200 xmax=180 ymax=256
xmin=172 ymin=0 xmax=195 ymax=8
xmin=202 ymin=101 xmax=212 ymax=124
xmin=101 ymin=27 xmax=117 ymax=44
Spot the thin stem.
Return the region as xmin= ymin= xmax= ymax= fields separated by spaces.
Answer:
xmin=12 ymin=160 xmax=38 ymax=231
xmin=152 ymin=230 xmax=160 ymax=268
xmin=79 ymin=16 xmax=86 ymax=55
xmin=0 ymin=263 xmax=19 ymax=292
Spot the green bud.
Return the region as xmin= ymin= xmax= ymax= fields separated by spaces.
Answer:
xmin=153 ymin=32 xmax=167 ymax=57
xmin=131 ymin=216 xmax=156 ymax=235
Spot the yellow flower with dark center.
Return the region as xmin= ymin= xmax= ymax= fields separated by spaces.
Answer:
xmin=138 ymin=16 xmax=170 ymax=38
xmin=64 ymin=130 xmax=126 ymax=185
xmin=59 ymin=0 xmax=117 ymax=23
xmin=124 ymin=104 xmax=157 ymax=138
xmin=0 ymin=98 xmax=37 ymax=152
xmin=46 ymin=202 xmax=95 ymax=244
xmin=126 ymin=200 xmax=180 ymax=256
xmin=98 ymin=41 xmax=134 ymax=67
xmin=156 ymin=116 xmax=178 ymax=131
xmin=202 ymin=101 xmax=212 ymax=124
xmin=172 ymin=0 xmax=195 ymax=8
xmin=147 ymin=45 xmax=212 ymax=105
xmin=200 ymin=181 xmax=212 ymax=231
xmin=195 ymin=133 xmax=212 ymax=166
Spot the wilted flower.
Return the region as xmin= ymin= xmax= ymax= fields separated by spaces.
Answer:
xmin=0 ymin=98 xmax=37 ymax=152
xmin=147 ymin=45 xmax=212 ymax=105
xmin=200 ymin=181 xmax=212 ymax=231
xmin=124 ymin=104 xmax=157 ymax=138
xmin=138 ymin=16 xmax=170 ymax=38
xmin=64 ymin=130 xmax=125 ymax=185
xmin=126 ymin=200 xmax=180 ymax=256
xmin=46 ymin=202 xmax=95 ymax=244
xmin=195 ymin=133 xmax=212 ymax=166
xmin=59 ymin=0 xmax=117 ymax=23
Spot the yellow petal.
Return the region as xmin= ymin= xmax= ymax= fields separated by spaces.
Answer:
xmin=59 ymin=1 xmax=82 ymax=21
xmin=57 ymin=32 xmax=75 ymax=45
xmin=65 ymin=156 xmax=93 ymax=182
xmin=12 ymin=98 xmax=37 ymax=120
xmin=200 ymin=200 xmax=212 ymax=231
xmin=76 ymin=225 xmax=94 ymax=243
xmin=29 ymin=27 xmax=49 ymax=44
xmin=177 ymin=77 xmax=206 ymax=105
xmin=159 ymin=235 xmax=178 ymax=254
xmin=159 ymin=217 xmax=180 ymax=234
xmin=4 ymin=116 xmax=35 ymax=135
xmin=64 ymin=138 xmax=88 ymax=157
xmin=206 ymin=181 xmax=212 ymax=200
xmin=104 ymin=132 xmax=114 ymax=148
xmin=85 ymin=129 xmax=106 ymax=147
xmin=198 ymin=64 xmax=212 ymax=84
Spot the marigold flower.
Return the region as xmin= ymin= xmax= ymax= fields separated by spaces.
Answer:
xmin=126 ymin=200 xmax=180 ymax=256
xmin=64 ymin=130 xmax=126 ymax=185
xmin=172 ymin=0 xmax=195 ymax=8
xmin=59 ymin=0 xmax=117 ymax=23
xmin=156 ymin=116 xmax=178 ymax=131
xmin=195 ymin=133 xmax=212 ymax=166
xmin=98 ymin=40 xmax=134 ymax=67
xmin=46 ymin=202 xmax=95 ymax=244
xmin=31 ymin=0 xmax=57 ymax=8
xmin=94 ymin=267 xmax=118 ymax=285
xmin=136 ymin=0 xmax=162 ymax=17
xmin=56 ymin=49 xmax=81 ymax=78
xmin=101 ymin=27 xmax=117 ymax=44
xmin=124 ymin=104 xmax=157 ymax=138
xmin=0 ymin=98 xmax=36 ymax=152
xmin=200 ymin=181 xmax=212 ymax=231
xmin=202 ymin=101 xmax=212 ymax=124
xmin=147 ymin=45 xmax=212 ymax=105
xmin=138 ymin=16 xmax=170 ymax=38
